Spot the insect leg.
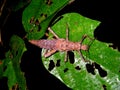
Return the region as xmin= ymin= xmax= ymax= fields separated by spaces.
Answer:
xmin=44 ymin=49 xmax=57 ymax=58
xmin=64 ymin=23 xmax=69 ymax=62
xmin=48 ymin=27 xmax=60 ymax=39
xmin=87 ymin=35 xmax=95 ymax=50
xmin=80 ymin=34 xmax=95 ymax=46
xmin=80 ymin=34 xmax=87 ymax=44
xmin=80 ymin=34 xmax=95 ymax=55
xmin=64 ymin=51 xmax=68 ymax=62
xmin=79 ymin=35 xmax=94 ymax=62
xmin=66 ymin=23 xmax=69 ymax=41
xmin=79 ymin=35 xmax=89 ymax=62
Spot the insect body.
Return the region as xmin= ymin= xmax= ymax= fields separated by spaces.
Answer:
xmin=29 ymin=27 xmax=89 ymax=62
xmin=29 ymin=39 xmax=88 ymax=52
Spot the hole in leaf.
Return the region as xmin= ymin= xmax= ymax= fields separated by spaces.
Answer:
xmin=3 ymin=66 xmax=7 ymax=72
xmin=37 ymin=25 xmax=41 ymax=32
xmin=35 ymin=19 xmax=40 ymax=26
xmin=9 ymin=53 xmax=13 ymax=58
xmin=102 ymin=84 xmax=107 ymax=90
xmin=40 ymin=13 xmax=47 ymax=18
xmin=39 ymin=13 xmax=47 ymax=24
xmin=64 ymin=68 xmax=68 ymax=73
xmin=16 ymin=51 xmax=18 ymax=56
xmin=12 ymin=83 xmax=18 ymax=90
xmin=109 ymin=44 xmax=116 ymax=49
xmin=48 ymin=60 xmax=55 ymax=71
xmin=30 ymin=29 xmax=34 ymax=32
xmin=45 ymin=0 xmax=53 ymax=5
xmin=109 ymin=42 xmax=120 ymax=51
xmin=68 ymin=51 xmax=74 ymax=64
xmin=30 ymin=17 xmax=35 ymax=24
xmin=94 ymin=62 xmax=107 ymax=77
xmin=40 ymin=13 xmax=44 ymax=16
xmin=56 ymin=59 xmax=60 ymax=67
xmin=75 ymin=66 xmax=81 ymax=70
xmin=86 ymin=63 xmax=95 ymax=75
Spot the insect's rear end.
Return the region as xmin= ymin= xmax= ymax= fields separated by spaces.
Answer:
xmin=29 ymin=39 xmax=58 ymax=50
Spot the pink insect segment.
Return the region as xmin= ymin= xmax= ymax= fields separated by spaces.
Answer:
xmin=29 ymin=39 xmax=88 ymax=52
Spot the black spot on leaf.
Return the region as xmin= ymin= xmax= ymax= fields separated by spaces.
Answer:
xmin=16 ymin=51 xmax=18 ymax=56
xmin=68 ymin=51 xmax=74 ymax=64
xmin=94 ymin=62 xmax=107 ymax=77
xmin=3 ymin=66 xmax=7 ymax=72
xmin=30 ymin=17 xmax=35 ymax=24
xmin=64 ymin=68 xmax=68 ymax=73
xmin=45 ymin=0 xmax=53 ymax=5
xmin=37 ymin=25 xmax=41 ymax=32
xmin=35 ymin=19 xmax=40 ymax=26
xmin=30 ymin=29 xmax=34 ymax=32
xmin=56 ymin=59 xmax=60 ymax=67
xmin=48 ymin=60 xmax=55 ymax=71
xmin=102 ymin=84 xmax=107 ymax=90
xmin=86 ymin=63 xmax=95 ymax=75
xmin=40 ymin=13 xmax=47 ymax=18
xmin=12 ymin=83 xmax=18 ymax=90
xmin=75 ymin=66 xmax=81 ymax=70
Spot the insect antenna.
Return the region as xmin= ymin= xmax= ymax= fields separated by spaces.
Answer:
xmin=66 ymin=23 xmax=69 ymax=41
xmin=78 ymin=35 xmax=87 ymax=62
xmin=85 ymin=37 xmax=95 ymax=59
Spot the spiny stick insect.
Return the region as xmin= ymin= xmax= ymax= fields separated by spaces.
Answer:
xmin=29 ymin=24 xmax=92 ymax=62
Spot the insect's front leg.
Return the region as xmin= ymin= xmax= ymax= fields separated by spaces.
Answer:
xmin=48 ymin=27 xmax=60 ymax=39
xmin=79 ymin=34 xmax=87 ymax=44
xmin=44 ymin=49 xmax=57 ymax=58
xmin=80 ymin=34 xmax=95 ymax=45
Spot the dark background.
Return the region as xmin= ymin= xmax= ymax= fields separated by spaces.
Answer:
xmin=0 ymin=0 xmax=120 ymax=90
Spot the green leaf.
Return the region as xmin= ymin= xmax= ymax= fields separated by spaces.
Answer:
xmin=22 ymin=0 xmax=71 ymax=40
xmin=41 ymin=13 xmax=120 ymax=90
xmin=3 ymin=35 xmax=27 ymax=90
